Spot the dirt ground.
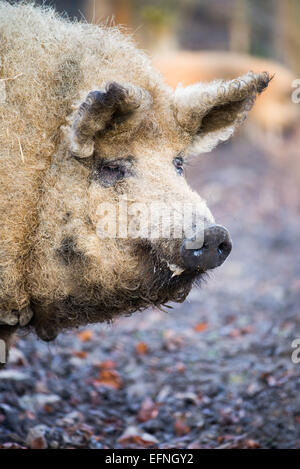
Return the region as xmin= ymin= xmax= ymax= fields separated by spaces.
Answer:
xmin=1 ymin=127 xmax=300 ymax=449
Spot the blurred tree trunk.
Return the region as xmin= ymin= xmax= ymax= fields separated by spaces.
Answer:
xmin=275 ymin=0 xmax=300 ymax=74
xmin=113 ymin=0 xmax=132 ymax=26
xmin=230 ymin=0 xmax=250 ymax=53
xmin=85 ymin=0 xmax=110 ymax=23
xmin=85 ymin=0 xmax=133 ymax=27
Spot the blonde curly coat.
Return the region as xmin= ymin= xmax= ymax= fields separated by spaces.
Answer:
xmin=0 ymin=1 xmax=270 ymax=351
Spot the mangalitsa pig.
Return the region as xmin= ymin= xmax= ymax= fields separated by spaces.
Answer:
xmin=0 ymin=1 xmax=270 ymax=360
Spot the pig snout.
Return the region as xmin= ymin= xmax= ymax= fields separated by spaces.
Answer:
xmin=180 ymin=225 xmax=232 ymax=271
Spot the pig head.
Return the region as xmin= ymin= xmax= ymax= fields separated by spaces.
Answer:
xmin=1 ymin=72 xmax=270 ymax=344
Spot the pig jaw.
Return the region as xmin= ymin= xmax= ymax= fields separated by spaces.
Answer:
xmin=29 ymin=231 xmax=213 ymax=341
xmin=30 ymin=263 xmax=199 ymax=342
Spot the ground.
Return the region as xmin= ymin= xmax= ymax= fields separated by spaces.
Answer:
xmin=1 ymin=128 xmax=300 ymax=449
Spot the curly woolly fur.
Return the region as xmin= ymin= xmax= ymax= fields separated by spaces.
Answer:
xmin=0 ymin=1 xmax=271 ymax=346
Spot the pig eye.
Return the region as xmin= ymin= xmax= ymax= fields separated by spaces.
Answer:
xmin=92 ymin=157 xmax=133 ymax=187
xmin=97 ymin=163 xmax=125 ymax=187
xmin=173 ymin=156 xmax=184 ymax=175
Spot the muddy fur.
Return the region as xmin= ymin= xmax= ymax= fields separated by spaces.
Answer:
xmin=0 ymin=1 xmax=270 ymax=347
xmin=32 ymin=239 xmax=205 ymax=341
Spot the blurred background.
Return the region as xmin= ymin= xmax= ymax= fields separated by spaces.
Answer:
xmin=35 ymin=0 xmax=300 ymax=135
xmin=38 ymin=0 xmax=300 ymax=65
xmin=2 ymin=0 xmax=300 ymax=450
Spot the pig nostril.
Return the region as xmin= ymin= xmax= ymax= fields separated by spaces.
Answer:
xmin=218 ymin=242 xmax=228 ymax=254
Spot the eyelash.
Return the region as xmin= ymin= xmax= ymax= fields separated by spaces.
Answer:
xmin=102 ymin=163 xmax=125 ymax=175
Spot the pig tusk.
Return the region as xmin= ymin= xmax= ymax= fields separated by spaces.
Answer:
xmin=166 ymin=262 xmax=185 ymax=277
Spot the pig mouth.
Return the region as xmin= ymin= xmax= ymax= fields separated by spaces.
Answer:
xmin=141 ymin=240 xmax=205 ymax=283
xmin=135 ymin=242 xmax=206 ymax=305
xmin=152 ymin=260 xmax=205 ymax=296
xmin=162 ymin=260 xmax=185 ymax=278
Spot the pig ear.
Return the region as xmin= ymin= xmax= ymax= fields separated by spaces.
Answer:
xmin=173 ymin=72 xmax=271 ymax=152
xmin=67 ymin=82 xmax=152 ymax=158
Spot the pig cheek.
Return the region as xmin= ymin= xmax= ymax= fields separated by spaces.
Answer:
xmin=87 ymin=184 xmax=118 ymax=228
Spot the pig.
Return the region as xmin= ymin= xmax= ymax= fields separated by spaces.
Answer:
xmin=0 ymin=2 xmax=270 ymax=362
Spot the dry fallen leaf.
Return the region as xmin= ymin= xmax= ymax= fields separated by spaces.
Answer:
xmin=30 ymin=436 xmax=48 ymax=450
xmin=95 ymin=370 xmax=123 ymax=390
xmin=174 ymin=417 xmax=190 ymax=436
xmin=78 ymin=330 xmax=93 ymax=342
xmin=43 ymin=404 xmax=55 ymax=414
xmin=193 ymin=322 xmax=208 ymax=333
xmin=25 ymin=411 xmax=36 ymax=420
xmin=260 ymin=372 xmax=277 ymax=387
xmin=0 ymin=442 xmax=27 ymax=449
xmin=163 ymin=330 xmax=183 ymax=351
xmin=94 ymin=361 xmax=123 ymax=390
xmin=138 ymin=397 xmax=159 ymax=422
xmin=118 ymin=426 xmax=158 ymax=448
xmin=136 ymin=342 xmax=149 ymax=355
xmin=98 ymin=360 xmax=116 ymax=370
xmin=230 ymin=325 xmax=255 ymax=338
xmin=72 ymin=351 xmax=87 ymax=359
xmin=244 ymin=439 xmax=260 ymax=449
xmin=175 ymin=362 xmax=185 ymax=373
xmin=26 ymin=429 xmax=48 ymax=450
